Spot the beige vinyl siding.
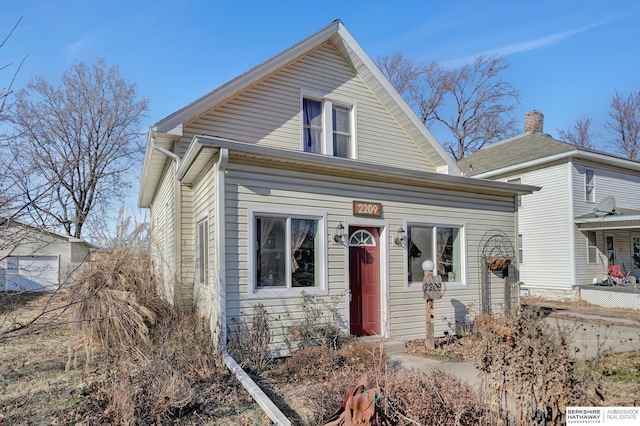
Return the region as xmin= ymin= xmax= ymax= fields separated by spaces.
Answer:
xmin=222 ymin=163 xmax=516 ymax=348
xmin=182 ymin=41 xmax=436 ymax=173
xmin=149 ymin=162 xmax=177 ymax=304
xmin=500 ymin=161 xmax=573 ymax=293
xmin=190 ymin=159 xmax=219 ymax=325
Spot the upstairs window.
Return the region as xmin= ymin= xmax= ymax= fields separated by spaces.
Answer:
xmin=585 ymin=168 xmax=595 ymax=202
xmin=302 ymin=95 xmax=354 ymax=158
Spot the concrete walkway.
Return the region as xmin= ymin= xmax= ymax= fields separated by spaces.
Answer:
xmin=382 ymin=302 xmax=640 ymax=387
xmin=383 ymin=339 xmax=482 ymax=386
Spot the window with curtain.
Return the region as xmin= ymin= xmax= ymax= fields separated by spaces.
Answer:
xmin=256 ymin=215 xmax=320 ymax=289
xmin=407 ymin=224 xmax=463 ymax=284
xmin=302 ymin=95 xmax=353 ymax=158
xmin=196 ymin=218 xmax=209 ymax=285
xmin=303 ymin=98 xmax=322 ymax=154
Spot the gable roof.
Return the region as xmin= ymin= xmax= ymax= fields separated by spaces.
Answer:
xmin=458 ymin=131 xmax=640 ymax=178
xmin=139 ymin=20 xmax=459 ymax=207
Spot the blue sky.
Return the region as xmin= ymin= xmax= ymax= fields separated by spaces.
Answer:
xmin=2 ymin=0 xmax=639 ymax=214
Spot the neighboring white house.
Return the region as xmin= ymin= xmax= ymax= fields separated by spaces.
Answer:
xmin=138 ymin=20 xmax=535 ymax=353
xmin=459 ymin=110 xmax=640 ymax=306
xmin=0 ymin=218 xmax=93 ymax=292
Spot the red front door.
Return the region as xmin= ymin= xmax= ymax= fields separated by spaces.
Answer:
xmin=349 ymin=227 xmax=381 ymax=336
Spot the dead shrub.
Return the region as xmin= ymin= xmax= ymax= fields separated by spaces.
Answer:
xmin=477 ymin=307 xmax=602 ymax=425
xmin=289 ymin=292 xmax=347 ymax=350
xmin=383 ymin=368 xmax=485 ymax=425
xmin=68 ymin=223 xmax=170 ymax=367
xmin=227 ymin=303 xmax=272 ymax=373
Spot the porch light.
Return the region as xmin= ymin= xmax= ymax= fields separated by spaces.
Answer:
xmin=394 ymin=227 xmax=406 ymax=246
xmin=334 ymin=222 xmax=345 ymax=243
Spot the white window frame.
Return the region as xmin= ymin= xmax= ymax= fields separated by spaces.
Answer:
xmin=403 ymin=219 xmax=467 ymax=291
xmin=195 ymin=217 xmax=209 ymax=286
xmin=248 ymin=207 xmax=328 ymax=298
xmin=585 ymin=168 xmax=595 ymax=202
xmin=587 ymin=231 xmax=598 ymax=264
xmin=300 ymin=90 xmax=357 ymax=159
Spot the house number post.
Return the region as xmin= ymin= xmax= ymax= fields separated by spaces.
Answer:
xmin=422 ymin=260 xmax=445 ymax=350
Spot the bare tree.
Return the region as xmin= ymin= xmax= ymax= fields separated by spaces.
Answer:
xmin=377 ymin=53 xmax=520 ymax=161
xmin=558 ymin=117 xmax=599 ymax=149
xmin=8 ymin=59 xmax=148 ymax=238
xmin=605 ymin=90 xmax=640 ymax=160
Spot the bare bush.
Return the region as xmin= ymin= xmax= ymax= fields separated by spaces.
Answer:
xmin=383 ymin=368 xmax=485 ymax=425
xmin=68 ymin=224 xmax=170 ymax=366
xmin=227 ymin=303 xmax=272 ymax=373
xmin=477 ymin=307 xmax=602 ymax=425
xmin=289 ymin=292 xmax=347 ymax=350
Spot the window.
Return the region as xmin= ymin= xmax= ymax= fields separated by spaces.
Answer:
xmin=517 ymin=233 xmax=524 ymax=264
xmin=407 ymin=224 xmax=464 ymax=285
xmin=587 ymin=231 xmax=598 ymax=264
xmin=302 ymin=95 xmax=354 ymax=158
xmin=255 ymin=214 xmax=322 ymax=289
xmin=196 ymin=219 xmax=209 ymax=285
xmin=585 ymin=168 xmax=595 ymax=202
xmin=605 ymin=234 xmax=615 ymax=264
xmin=632 ymin=235 xmax=640 ymax=269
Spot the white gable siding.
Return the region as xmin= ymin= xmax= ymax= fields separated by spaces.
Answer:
xmin=182 ymin=42 xmax=436 ymax=173
xmin=221 ymin=163 xmax=515 ymax=352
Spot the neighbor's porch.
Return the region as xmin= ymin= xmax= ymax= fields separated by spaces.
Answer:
xmin=575 ymin=209 xmax=640 ymax=309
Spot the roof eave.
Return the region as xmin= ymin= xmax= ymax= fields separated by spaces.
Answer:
xmin=180 ymin=135 xmax=537 ymax=196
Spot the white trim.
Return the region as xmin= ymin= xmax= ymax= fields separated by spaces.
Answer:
xmin=247 ymin=206 xmax=328 ymax=299
xmin=587 ymin=230 xmax=598 ymax=264
xmin=343 ymin=219 xmax=390 ymax=338
xmin=567 ymin=160 xmax=576 ymax=285
xmin=402 ymin=218 xmax=468 ymax=291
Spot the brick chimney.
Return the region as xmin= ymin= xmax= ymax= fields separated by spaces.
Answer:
xmin=524 ymin=110 xmax=544 ymax=133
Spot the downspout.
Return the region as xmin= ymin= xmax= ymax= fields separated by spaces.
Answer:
xmin=150 ymin=128 xmax=181 ymax=168
xmin=215 ymin=148 xmax=229 ymax=349
xmin=149 ymin=129 xmax=183 ymax=306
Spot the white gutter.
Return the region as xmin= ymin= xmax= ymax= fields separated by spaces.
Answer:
xmin=215 ymin=148 xmax=229 ymax=348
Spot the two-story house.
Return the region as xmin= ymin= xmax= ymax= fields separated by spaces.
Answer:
xmin=138 ymin=20 xmax=534 ymax=353
xmin=459 ymin=110 xmax=640 ymax=309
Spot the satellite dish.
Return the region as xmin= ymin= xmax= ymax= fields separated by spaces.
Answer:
xmin=593 ymin=196 xmax=616 ymax=217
